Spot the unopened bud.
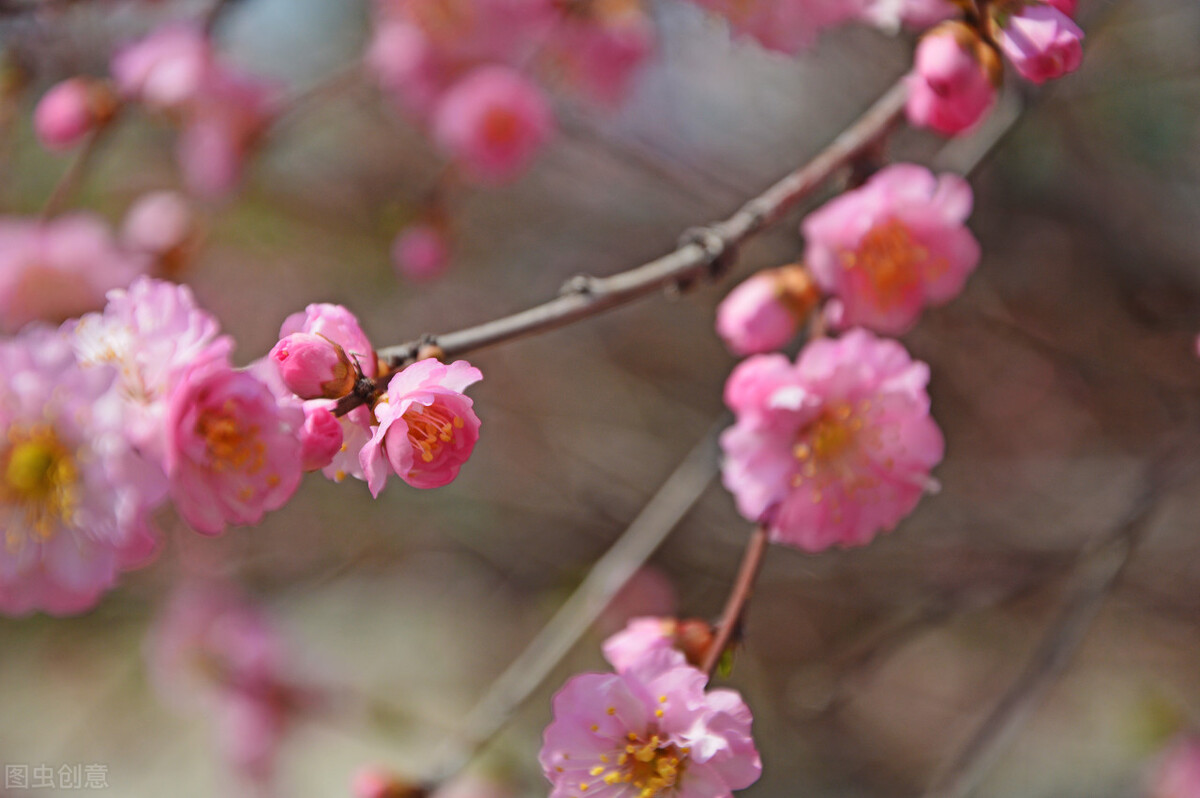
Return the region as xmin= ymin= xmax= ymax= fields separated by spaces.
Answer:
xmin=715 ymin=264 xmax=819 ymax=355
xmin=675 ymin=618 xmax=716 ymax=669
xmin=270 ymin=333 xmax=356 ymax=400
xmin=34 ymin=77 xmax=118 ymax=151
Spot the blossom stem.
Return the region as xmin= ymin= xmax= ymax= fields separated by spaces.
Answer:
xmin=39 ymin=108 xmax=120 ymax=220
xmin=701 ymin=524 xmax=770 ymax=678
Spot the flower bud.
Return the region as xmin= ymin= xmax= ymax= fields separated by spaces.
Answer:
xmin=906 ymin=22 xmax=1001 ymax=136
xmin=269 ymin=333 xmax=356 ymax=400
xmin=392 ymin=222 xmax=450 ymax=282
xmin=351 ymin=767 xmax=424 ymax=798
xmin=121 ymin=191 xmax=197 ymax=275
xmin=299 ymin=404 xmax=343 ymax=472
xmin=675 ymin=617 xmax=716 ymax=668
xmin=716 ymin=264 xmax=819 ymax=355
xmin=992 ymin=3 xmax=1083 ymax=85
xmin=34 ymin=77 xmax=117 ymax=151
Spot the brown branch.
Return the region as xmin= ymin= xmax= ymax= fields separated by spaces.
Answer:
xmin=701 ymin=523 xmax=770 ymax=678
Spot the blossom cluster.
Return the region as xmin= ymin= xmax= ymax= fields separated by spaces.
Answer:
xmin=541 ymin=617 xmax=761 ymax=798
xmin=0 ymin=278 xmax=482 ymax=616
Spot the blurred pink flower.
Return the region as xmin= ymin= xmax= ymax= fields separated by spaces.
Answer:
xmin=111 ymin=24 xmax=212 ymax=110
xmin=687 ymin=0 xmax=862 ymax=54
xmin=540 ymin=650 xmax=761 ymax=798
xmin=178 ymin=69 xmax=276 ymax=198
xmin=164 ymin=347 xmax=304 ymax=535
xmin=716 ymin=265 xmax=819 ymax=355
xmin=906 ymin=24 xmax=998 ymax=136
xmin=0 ymin=214 xmax=148 ymax=333
xmin=121 ymin=190 xmax=195 ymax=257
xmin=603 ymin=617 xmax=687 ymax=673
xmin=0 ymin=327 xmax=164 ymax=616
xmin=280 ymin=303 xmax=378 ymax=379
xmin=367 ymin=20 xmax=445 ymax=117
xmin=721 ymin=329 xmax=944 ymax=551
xmin=360 ymin=358 xmax=482 ymax=496
xmin=34 ymin=77 xmax=113 ymax=151
xmin=433 ymin=66 xmax=554 ymax=184
xmin=993 ymin=3 xmax=1083 ymax=85
xmin=1149 ymin=737 xmax=1200 ymax=798
xmin=802 ymin=164 xmax=980 ymax=335
xmin=541 ymin=3 xmax=654 ymax=105
xmin=392 ymin=222 xmax=450 ymax=282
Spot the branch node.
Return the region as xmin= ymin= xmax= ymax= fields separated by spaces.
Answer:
xmin=559 ymin=274 xmax=597 ymax=296
xmin=678 ymin=226 xmax=737 ymax=289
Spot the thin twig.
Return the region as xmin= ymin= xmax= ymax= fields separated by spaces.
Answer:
xmin=423 ymin=419 xmax=724 ymax=792
xmin=39 ymin=111 xmax=118 ymax=219
xmin=701 ymin=523 xmax=769 ymax=677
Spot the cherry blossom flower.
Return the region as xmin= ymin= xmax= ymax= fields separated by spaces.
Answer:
xmin=801 ymin=164 xmax=980 ymax=335
xmin=0 ymin=327 xmax=164 ymax=615
xmin=164 ymin=347 xmax=304 ymax=535
xmin=540 ymin=650 xmax=761 ymax=798
xmin=721 ymin=329 xmax=944 ymax=551
xmin=298 ymin=404 xmax=344 ymax=472
xmin=111 ymin=24 xmax=212 ymax=110
xmin=33 ymin=77 xmax=116 ymax=151
xmin=0 ymin=214 xmax=148 ymax=333
xmin=121 ymin=191 xmax=196 ymax=260
xmin=992 ymin=2 xmax=1084 ymax=85
xmin=433 ymin=66 xmax=554 ymax=184
xmin=906 ymin=23 xmax=1000 ymax=136
xmin=716 ymin=264 xmax=819 ymax=355
xmin=360 ymin=358 xmax=482 ymax=495
xmin=603 ymin=617 xmax=688 ymax=673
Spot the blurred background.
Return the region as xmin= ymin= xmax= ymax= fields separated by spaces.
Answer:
xmin=2 ymin=0 xmax=1200 ymax=796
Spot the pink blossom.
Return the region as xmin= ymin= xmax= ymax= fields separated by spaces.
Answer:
xmin=111 ymin=24 xmax=212 ymax=110
xmin=270 ymin=332 xmax=356 ymax=400
xmin=71 ymin=277 xmax=228 ymax=457
xmin=993 ymin=4 xmax=1084 ymax=85
xmin=323 ymin=405 xmax=375 ymax=485
xmin=0 ymin=214 xmax=149 ymax=333
xmin=366 ymin=20 xmax=445 ymax=117
xmin=34 ymin=77 xmax=112 ymax=151
xmin=0 ymin=327 xmax=164 ymax=616
xmin=540 ymin=651 xmax=761 ymax=798
xmin=375 ymin=0 xmax=557 ymax=65
xmin=433 ymin=66 xmax=554 ymax=184
xmin=360 ymin=358 xmax=482 ymax=496
xmin=716 ymin=265 xmax=819 ymax=355
xmin=801 ymin=164 xmax=980 ymax=335
xmin=164 ymin=348 xmax=304 ymax=535
xmin=541 ymin=5 xmax=654 ymax=105
xmin=1149 ymin=737 xmax=1200 ymax=798
xmin=720 ymin=329 xmax=944 ymax=551
xmin=280 ymin=303 xmax=378 ymax=379
xmin=392 ymin=222 xmax=450 ymax=282
xmin=906 ymin=24 xmax=999 ymax=136
xmin=351 ymin=768 xmax=420 ymax=798
xmin=299 ymin=403 xmax=344 ymax=472
xmin=121 ymin=191 xmax=195 ymax=257
xmin=177 ymin=69 xmax=275 ymax=198
xmin=687 ymin=0 xmax=863 ymax=54
xmin=603 ymin=617 xmax=688 ymax=673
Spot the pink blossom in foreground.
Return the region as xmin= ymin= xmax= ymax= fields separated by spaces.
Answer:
xmin=993 ymin=3 xmax=1084 ymax=85
xmin=716 ymin=265 xmax=819 ymax=355
xmin=540 ymin=650 xmax=761 ymax=798
xmin=71 ymin=277 xmax=228 ymax=457
xmin=801 ymin=164 xmax=980 ymax=335
xmin=34 ymin=77 xmax=114 ymax=151
xmin=270 ymin=332 xmax=356 ymax=400
xmin=0 ymin=214 xmax=148 ymax=333
xmin=164 ymin=348 xmax=304 ymax=535
xmin=392 ymin=222 xmax=450 ymax=282
xmin=280 ymin=303 xmax=378 ymax=379
xmin=687 ymin=0 xmax=862 ymax=54
xmin=121 ymin=191 xmax=195 ymax=258
xmin=906 ymin=23 xmax=999 ymax=136
xmin=298 ymin=403 xmax=344 ymax=472
xmin=1149 ymin=737 xmax=1200 ymax=798
xmin=360 ymin=358 xmax=482 ymax=496
xmin=324 ymin=405 xmax=375 ymax=485
xmin=433 ymin=66 xmax=554 ymax=184
xmin=603 ymin=617 xmax=687 ymax=673
xmin=111 ymin=24 xmax=212 ymax=110
xmin=721 ymin=329 xmax=944 ymax=552
xmin=147 ymin=585 xmax=310 ymax=786
xmin=0 ymin=328 xmax=164 ymax=616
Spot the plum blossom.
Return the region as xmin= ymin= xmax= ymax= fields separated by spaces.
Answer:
xmin=801 ymin=164 xmax=980 ymax=335
xmin=720 ymin=329 xmax=944 ymax=552
xmin=540 ymin=0 xmax=655 ymax=105
xmin=121 ymin=191 xmax=196 ymax=260
xmin=716 ymin=264 xmax=819 ymax=355
xmin=279 ymin=303 xmax=378 ymax=379
xmin=33 ymin=77 xmax=116 ymax=151
xmin=992 ymin=2 xmax=1084 ymax=85
xmin=164 ymin=347 xmax=304 ymax=535
xmin=111 ymin=24 xmax=212 ymax=110
xmin=433 ymin=66 xmax=554 ymax=184
xmin=0 ymin=327 xmax=164 ymax=616
xmin=392 ymin=222 xmax=451 ymax=282
xmin=906 ymin=23 xmax=999 ymax=136
xmin=298 ymin=404 xmax=345 ymax=472
xmin=0 ymin=214 xmax=148 ymax=333
xmin=270 ymin=332 xmax=356 ymax=400
xmin=360 ymin=358 xmax=482 ymax=496
xmin=540 ymin=650 xmax=761 ymax=798
xmin=604 ymin=616 xmax=716 ymax=672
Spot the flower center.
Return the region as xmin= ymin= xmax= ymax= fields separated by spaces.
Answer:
xmin=197 ymin=405 xmax=264 ymax=475
xmin=841 ymin=219 xmax=930 ymax=309
xmin=793 ymin=402 xmax=862 ymax=471
xmin=2 ymin=426 xmax=79 ymax=548
xmin=403 ymin=403 xmax=465 ymax=464
xmin=588 ymin=732 xmax=689 ymax=798
xmin=481 ymin=107 xmax=521 ymax=149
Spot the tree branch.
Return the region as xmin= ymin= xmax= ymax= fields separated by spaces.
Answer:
xmin=701 ymin=524 xmax=769 ymax=678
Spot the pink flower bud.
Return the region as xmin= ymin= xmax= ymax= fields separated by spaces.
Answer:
xmin=993 ymin=4 xmax=1083 ymax=85
xmin=906 ymin=23 xmax=999 ymax=136
xmin=351 ymin=767 xmax=421 ymax=798
xmin=299 ymin=404 xmax=343 ymax=472
xmin=269 ymin=333 xmax=355 ymax=400
xmin=715 ymin=265 xmax=818 ymax=356
xmin=433 ymin=66 xmax=554 ymax=184
xmin=34 ymin=78 xmax=113 ymax=151
xmin=391 ymin=222 xmax=450 ymax=282
xmin=121 ymin=191 xmax=195 ymax=257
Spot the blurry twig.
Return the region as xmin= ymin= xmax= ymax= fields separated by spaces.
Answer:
xmin=39 ymin=109 xmax=121 ymax=219
xmin=423 ymin=419 xmax=723 ymax=792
